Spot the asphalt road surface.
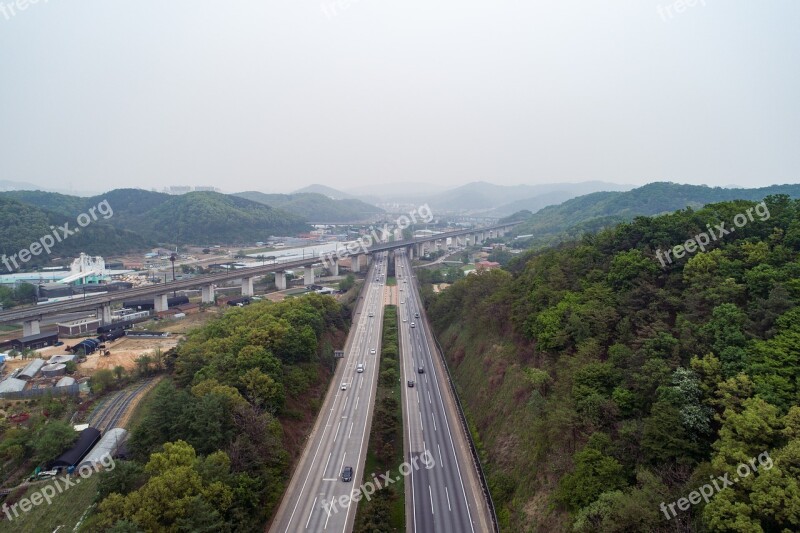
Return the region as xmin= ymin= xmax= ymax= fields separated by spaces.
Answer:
xmin=397 ymin=251 xmax=492 ymax=533
xmin=270 ymin=253 xmax=388 ymax=533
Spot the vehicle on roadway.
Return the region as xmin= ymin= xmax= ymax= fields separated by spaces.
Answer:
xmin=403 ymin=318 xmax=407 ymax=322
xmin=401 ymin=300 xmax=404 ymax=304
xmin=418 ymin=366 xmax=425 ymax=374
xmin=341 ymin=466 xmax=353 ymax=482
xmin=368 ymin=312 xmax=374 ymax=317
xmin=411 ymin=322 xmax=415 ymax=328
xmin=414 ymin=312 xmax=419 ymax=318
xmin=407 ymin=380 xmax=415 ymax=387
xmin=340 ymin=383 xmax=347 ymax=390
xmin=357 ymin=363 xmax=364 ymax=373
xmin=370 ymin=348 xmax=376 ymax=354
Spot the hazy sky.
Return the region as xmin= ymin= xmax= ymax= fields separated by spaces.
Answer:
xmin=1 ymin=1 xmax=798 ymax=194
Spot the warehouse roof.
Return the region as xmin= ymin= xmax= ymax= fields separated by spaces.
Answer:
xmin=0 ymin=377 xmax=27 ymax=394
xmin=19 ymin=358 xmax=46 ymax=379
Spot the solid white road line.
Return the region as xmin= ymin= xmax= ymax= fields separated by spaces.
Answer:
xmin=307 ymin=496 xmax=318 ymax=529
xmin=322 ymin=452 xmax=332 ymax=478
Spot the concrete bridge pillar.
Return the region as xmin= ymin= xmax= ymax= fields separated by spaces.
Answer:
xmin=22 ymin=319 xmax=40 ymax=337
xmin=275 ymin=271 xmax=287 ymax=290
xmin=154 ymin=294 xmax=169 ymax=313
xmin=96 ymin=304 xmax=113 ymax=325
xmin=304 ymin=266 xmax=315 ymax=286
xmin=329 ymin=260 xmax=339 ymax=277
xmin=241 ymin=277 xmax=254 ymax=297
xmin=352 ymin=254 xmax=363 ymax=272
xmin=201 ymin=284 xmax=215 ymax=304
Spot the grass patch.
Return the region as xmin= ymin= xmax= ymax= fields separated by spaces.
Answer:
xmin=3 ymin=473 xmax=100 ymax=532
xmin=386 ymin=277 xmax=397 ymax=286
xmin=354 ymin=305 xmax=405 ymax=532
xmin=124 ymin=378 xmax=163 ymax=432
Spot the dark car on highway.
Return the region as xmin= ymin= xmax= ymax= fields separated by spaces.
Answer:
xmin=341 ymin=466 xmax=353 ymax=482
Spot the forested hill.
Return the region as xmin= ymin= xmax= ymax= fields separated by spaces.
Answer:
xmin=0 ymin=196 xmax=148 ymax=267
xmin=0 ymin=189 xmax=308 ymax=259
xmin=508 ymin=182 xmax=800 ymax=249
xmin=82 ymin=295 xmax=348 ymax=531
xmin=233 ymin=191 xmax=384 ymax=222
xmin=425 ymin=194 xmax=800 ymax=532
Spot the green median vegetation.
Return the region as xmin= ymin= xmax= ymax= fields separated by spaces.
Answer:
xmin=354 ymin=305 xmax=405 ymax=532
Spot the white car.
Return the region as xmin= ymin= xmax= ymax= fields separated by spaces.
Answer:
xmin=341 ymin=383 xmax=347 ymax=390
xmin=370 ymin=348 xmax=376 ymax=354
xmin=403 ymin=318 xmax=407 ymax=322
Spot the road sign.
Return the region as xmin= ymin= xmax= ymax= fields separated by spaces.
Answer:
xmin=334 ymin=350 xmax=345 ymax=359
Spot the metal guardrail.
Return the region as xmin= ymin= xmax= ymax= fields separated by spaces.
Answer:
xmin=427 ymin=320 xmax=500 ymax=533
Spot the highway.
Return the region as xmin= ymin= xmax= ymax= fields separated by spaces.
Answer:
xmin=270 ymin=253 xmax=388 ymax=533
xmin=396 ymin=251 xmax=492 ymax=533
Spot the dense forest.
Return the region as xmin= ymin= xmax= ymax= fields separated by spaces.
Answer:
xmin=425 ymin=195 xmax=800 ymax=532
xmin=0 ymin=190 xmax=308 ymax=251
xmin=0 ymin=196 xmax=147 ymax=270
xmin=81 ymin=295 xmax=348 ymax=532
xmin=508 ymin=182 xmax=800 ymax=251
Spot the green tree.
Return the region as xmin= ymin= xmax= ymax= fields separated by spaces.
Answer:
xmin=32 ymin=420 xmax=77 ymax=463
xmin=91 ymin=369 xmax=116 ymax=394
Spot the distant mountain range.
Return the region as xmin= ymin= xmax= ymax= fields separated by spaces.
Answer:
xmin=292 ymin=184 xmax=358 ymax=200
xmin=293 ymin=180 xmax=632 ymax=214
xmin=425 ymin=181 xmax=633 ymax=214
xmin=234 ymin=191 xmax=384 ymax=222
xmin=0 ymin=179 xmax=43 ymax=192
xmin=507 ymin=182 xmax=800 ymax=248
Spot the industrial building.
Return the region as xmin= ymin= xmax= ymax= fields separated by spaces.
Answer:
xmin=9 ymin=332 xmax=59 ymax=351
xmin=58 ymin=318 xmax=101 ymax=337
xmin=79 ymin=428 xmax=129 ymax=470
xmin=18 ymin=358 xmax=46 ymax=380
xmin=50 ymin=427 xmax=102 ymax=469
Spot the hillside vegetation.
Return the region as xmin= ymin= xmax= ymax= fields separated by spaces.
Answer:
xmin=425 ymin=194 xmax=800 ymax=532
xmin=81 ymin=295 xmax=348 ymax=532
xmin=0 ymin=190 xmax=308 ymax=267
xmin=509 ymin=182 xmax=800 ymax=250
xmin=0 ymin=195 xmax=147 ymax=269
xmin=234 ymin=191 xmax=384 ymax=222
